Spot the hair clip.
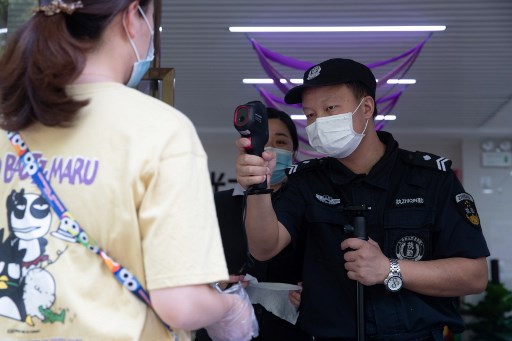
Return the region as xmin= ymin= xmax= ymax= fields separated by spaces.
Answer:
xmin=35 ymin=0 xmax=84 ymax=16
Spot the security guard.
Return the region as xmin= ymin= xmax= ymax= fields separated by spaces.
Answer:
xmin=236 ymin=58 xmax=490 ymax=340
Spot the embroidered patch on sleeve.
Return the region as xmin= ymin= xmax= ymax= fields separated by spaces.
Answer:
xmin=455 ymin=193 xmax=481 ymax=228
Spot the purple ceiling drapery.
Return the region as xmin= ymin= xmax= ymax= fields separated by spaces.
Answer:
xmin=247 ymin=34 xmax=432 ymax=158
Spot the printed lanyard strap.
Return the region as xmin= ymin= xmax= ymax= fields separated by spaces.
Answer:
xmin=6 ymin=131 xmax=178 ymax=340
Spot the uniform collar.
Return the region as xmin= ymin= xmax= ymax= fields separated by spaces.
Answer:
xmin=325 ymin=131 xmax=398 ymax=190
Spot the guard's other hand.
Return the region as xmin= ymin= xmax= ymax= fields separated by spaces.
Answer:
xmin=341 ymin=238 xmax=388 ymax=286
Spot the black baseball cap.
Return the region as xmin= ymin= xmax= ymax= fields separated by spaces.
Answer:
xmin=284 ymin=58 xmax=377 ymax=104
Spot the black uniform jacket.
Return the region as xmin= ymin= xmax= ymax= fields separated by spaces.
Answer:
xmin=275 ymin=131 xmax=490 ymax=340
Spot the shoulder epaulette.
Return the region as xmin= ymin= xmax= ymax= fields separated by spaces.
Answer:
xmin=286 ymin=158 xmax=323 ymax=176
xmin=399 ymin=149 xmax=452 ymax=172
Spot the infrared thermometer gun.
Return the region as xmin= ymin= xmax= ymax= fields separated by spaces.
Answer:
xmin=233 ymin=101 xmax=270 ymax=192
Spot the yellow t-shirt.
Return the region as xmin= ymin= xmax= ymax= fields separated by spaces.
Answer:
xmin=0 ymin=82 xmax=228 ymax=340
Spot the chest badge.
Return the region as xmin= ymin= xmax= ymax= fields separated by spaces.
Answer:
xmin=396 ymin=236 xmax=425 ymax=261
xmin=315 ymin=194 xmax=341 ymax=206
xmin=455 ymin=193 xmax=481 ymax=228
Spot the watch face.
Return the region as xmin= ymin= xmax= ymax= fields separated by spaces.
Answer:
xmin=386 ymin=276 xmax=403 ymax=292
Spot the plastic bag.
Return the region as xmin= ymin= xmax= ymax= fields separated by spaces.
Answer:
xmin=206 ymin=282 xmax=259 ymax=341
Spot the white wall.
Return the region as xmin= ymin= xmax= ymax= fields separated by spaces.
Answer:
xmin=203 ymin=132 xmax=240 ymax=193
xmin=461 ymin=138 xmax=512 ymax=290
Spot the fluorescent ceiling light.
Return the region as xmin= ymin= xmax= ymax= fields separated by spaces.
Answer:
xmin=243 ymin=78 xmax=303 ymax=84
xmin=243 ymin=79 xmax=274 ymax=84
xmin=376 ymin=79 xmax=416 ymax=84
xmin=375 ymin=115 xmax=397 ymax=121
xmin=230 ymin=26 xmax=446 ymax=33
xmin=244 ymin=78 xmax=415 ymax=85
xmin=293 ymin=114 xmax=397 ymax=121
xmin=386 ymin=79 xmax=416 ymax=85
xmin=0 ymin=28 xmax=7 ymax=35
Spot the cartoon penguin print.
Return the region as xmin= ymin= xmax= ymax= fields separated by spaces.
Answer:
xmin=6 ymin=189 xmax=52 ymax=272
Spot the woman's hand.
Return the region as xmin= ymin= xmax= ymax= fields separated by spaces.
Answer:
xmin=288 ymin=281 xmax=302 ymax=309
xmin=216 ymin=275 xmax=249 ymax=291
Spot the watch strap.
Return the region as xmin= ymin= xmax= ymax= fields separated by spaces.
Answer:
xmin=384 ymin=258 xmax=403 ymax=292
xmin=389 ymin=258 xmax=401 ymax=276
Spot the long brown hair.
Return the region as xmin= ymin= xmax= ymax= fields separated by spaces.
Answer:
xmin=0 ymin=0 xmax=150 ymax=131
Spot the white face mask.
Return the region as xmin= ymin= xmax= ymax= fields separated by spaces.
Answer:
xmin=305 ymin=98 xmax=368 ymax=158
xmin=125 ymin=6 xmax=154 ymax=88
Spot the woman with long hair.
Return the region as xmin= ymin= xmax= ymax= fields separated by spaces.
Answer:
xmin=0 ymin=1 xmax=257 ymax=340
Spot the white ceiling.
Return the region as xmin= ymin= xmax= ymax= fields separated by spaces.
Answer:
xmin=159 ymin=0 xmax=512 ymax=142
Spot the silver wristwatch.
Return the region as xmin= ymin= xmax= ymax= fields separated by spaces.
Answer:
xmin=384 ymin=258 xmax=403 ymax=292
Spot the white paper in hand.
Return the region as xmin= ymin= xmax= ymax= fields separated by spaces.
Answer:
xmin=243 ymin=274 xmax=300 ymax=324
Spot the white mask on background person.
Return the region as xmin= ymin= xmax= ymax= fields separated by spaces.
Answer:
xmin=264 ymin=147 xmax=294 ymax=186
xmin=305 ymin=98 xmax=368 ymax=159
xmin=125 ymin=6 xmax=154 ymax=88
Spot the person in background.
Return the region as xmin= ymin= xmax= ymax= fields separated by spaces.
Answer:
xmin=196 ymin=107 xmax=310 ymax=341
xmin=0 ymin=1 xmax=256 ymax=340
xmin=235 ymin=58 xmax=490 ymax=340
